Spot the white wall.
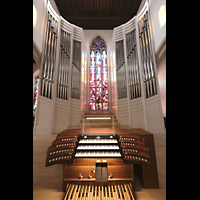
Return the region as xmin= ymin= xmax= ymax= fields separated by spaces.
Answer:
xmin=33 ymin=0 xmax=60 ymax=52
xmin=149 ymin=0 xmax=166 ymax=53
xmin=157 ymin=54 xmax=166 ymax=117
xmin=83 ymin=30 xmax=113 ymax=51
xmin=80 ymin=34 xmax=88 ymax=116
xmin=110 ymin=33 xmax=118 ymax=117
xmin=33 ymin=0 xmax=47 ymax=52
xmin=148 ymin=0 xmax=166 ymax=118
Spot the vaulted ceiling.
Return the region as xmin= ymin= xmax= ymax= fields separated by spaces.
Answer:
xmin=54 ymin=0 xmax=142 ymax=29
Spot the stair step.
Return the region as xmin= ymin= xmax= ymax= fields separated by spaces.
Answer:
xmin=81 ymin=119 xmax=118 ymax=123
xmin=80 ymin=112 xmax=119 ymax=128
xmin=84 ymin=112 xmax=113 ymax=115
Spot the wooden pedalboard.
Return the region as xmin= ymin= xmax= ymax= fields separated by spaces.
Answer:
xmin=64 ymin=181 xmax=135 ymax=200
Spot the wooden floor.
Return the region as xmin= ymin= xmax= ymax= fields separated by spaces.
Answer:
xmin=33 ymin=130 xmax=166 ymax=200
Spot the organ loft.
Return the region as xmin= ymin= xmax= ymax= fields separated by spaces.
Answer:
xmin=33 ymin=0 xmax=166 ymax=199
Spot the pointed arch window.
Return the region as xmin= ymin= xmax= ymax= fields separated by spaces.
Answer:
xmin=90 ymin=35 xmax=108 ymax=111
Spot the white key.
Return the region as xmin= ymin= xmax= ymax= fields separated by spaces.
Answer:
xmin=75 ymin=151 xmax=121 ymax=157
xmin=77 ymin=145 xmax=119 ymax=150
xmin=79 ymin=139 xmax=118 ymax=144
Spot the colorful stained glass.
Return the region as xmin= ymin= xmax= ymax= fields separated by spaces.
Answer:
xmin=90 ymin=36 xmax=107 ymax=52
xmin=90 ymin=50 xmax=95 ymax=67
xmin=90 ymin=103 xmax=95 ymax=110
xmin=102 ymin=50 xmax=107 ymax=67
xmin=90 ymin=36 xmax=108 ymax=111
xmin=33 ymin=76 xmax=39 ymax=111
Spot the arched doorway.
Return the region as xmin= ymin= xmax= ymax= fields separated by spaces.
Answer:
xmin=89 ymin=35 xmax=108 ymax=111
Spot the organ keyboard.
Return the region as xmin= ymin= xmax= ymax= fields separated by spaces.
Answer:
xmin=75 ymin=134 xmax=122 ymax=159
xmin=75 ymin=151 xmax=121 ymax=158
xmin=77 ymin=145 xmax=120 ymax=150
xmin=46 ymin=133 xmax=150 ymax=166
xmin=45 ymin=128 xmax=159 ymax=199
xmin=79 ymin=139 xmax=118 ymax=143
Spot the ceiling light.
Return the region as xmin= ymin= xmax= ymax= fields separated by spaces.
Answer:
xmin=158 ymin=5 xmax=166 ymax=28
xmin=33 ymin=5 xmax=37 ymax=28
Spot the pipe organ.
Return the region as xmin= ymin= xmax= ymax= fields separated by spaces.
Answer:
xmin=34 ymin=2 xmax=163 ymax=196
xmin=137 ymin=11 xmax=157 ymax=98
xmin=114 ymin=2 xmax=157 ymax=101
xmin=71 ymin=40 xmax=81 ymax=99
xmin=40 ymin=11 xmax=59 ymax=99
xmin=34 ymin=0 xmax=165 ymax=141
xmin=116 ymin=40 xmax=126 ymax=99
xmin=111 ymin=0 xmax=165 ymax=132
xmin=57 ymin=29 xmax=71 ymax=100
xmin=46 ymin=128 xmax=159 ymax=199
xmin=125 ymin=30 xmax=141 ymax=100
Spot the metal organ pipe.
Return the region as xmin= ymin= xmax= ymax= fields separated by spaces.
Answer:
xmin=57 ymin=29 xmax=62 ymax=98
xmin=138 ymin=20 xmax=149 ymax=98
xmin=142 ymin=17 xmax=153 ymax=97
xmin=137 ymin=12 xmax=157 ymax=98
xmin=116 ymin=40 xmax=127 ymax=99
xmin=41 ymin=12 xmax=58 ymax=99
xmin=50 ymin=18 xmax=58 ymax=98
xmin=125 ymin=30 xmax=141 ymax=100
xmin=62 ymin=31 xmax=66 ymax=99
xmin=71 ymin=40 xmax=81 ymax=99
xmin=40 ymin=1 xmax=157 ymax=104
xmin=57 ymin=29 xmax=71 ymax=100
xmin=41 ymin=12 xmax=51 ymax=97
xmin=144 ymin=13 xmax=157 ymax=96
xmin=134 ymin=31 xmax=141 ymax=98
xmin=132 ymin=31 xmax=137 ymax=98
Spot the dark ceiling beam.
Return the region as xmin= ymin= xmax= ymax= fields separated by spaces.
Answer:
xmin=63 ymin=14 xmax=133 ymax=20
xmin=106 ymin=0 xmax=109 ymax=14
xmin=54 ymin=0 xmax=142 ymax=29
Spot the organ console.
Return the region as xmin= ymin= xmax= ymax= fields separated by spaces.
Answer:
xmin=46 ymin=128 xmax=159 ymax=199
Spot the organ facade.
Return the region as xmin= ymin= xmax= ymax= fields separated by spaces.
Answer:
xmin=33 ymin=0 xmax=166 ymax=199
xmin=33 ymin=0 xmax=166 ymax=135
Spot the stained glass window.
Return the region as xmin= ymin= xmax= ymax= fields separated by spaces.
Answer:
xmin=33 ymin=76 xmax=39 ymax=111
xmin=90 ymin=36 xmax=108 ymax=111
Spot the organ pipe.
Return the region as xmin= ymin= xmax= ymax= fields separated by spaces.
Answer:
xmin=71 ymin=40 xmax=81 ymax=99
xmin=40 ymin=1 xmax=157 ymax=103
xmin=125 ymin=30 xmax=141 ymax=99
xmin=138 ymin=12 xmax=157 ymax=98
xmin=57 ymin=29 xmax=71 ymax=100
xmin=41 ymin=12 xmax=58 ymax=99
xmin=116 ymin=40 xmax=127 ymax=99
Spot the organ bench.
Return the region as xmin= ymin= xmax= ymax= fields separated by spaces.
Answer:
xmin=45 ymin=128 xmax=159 ymax=199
